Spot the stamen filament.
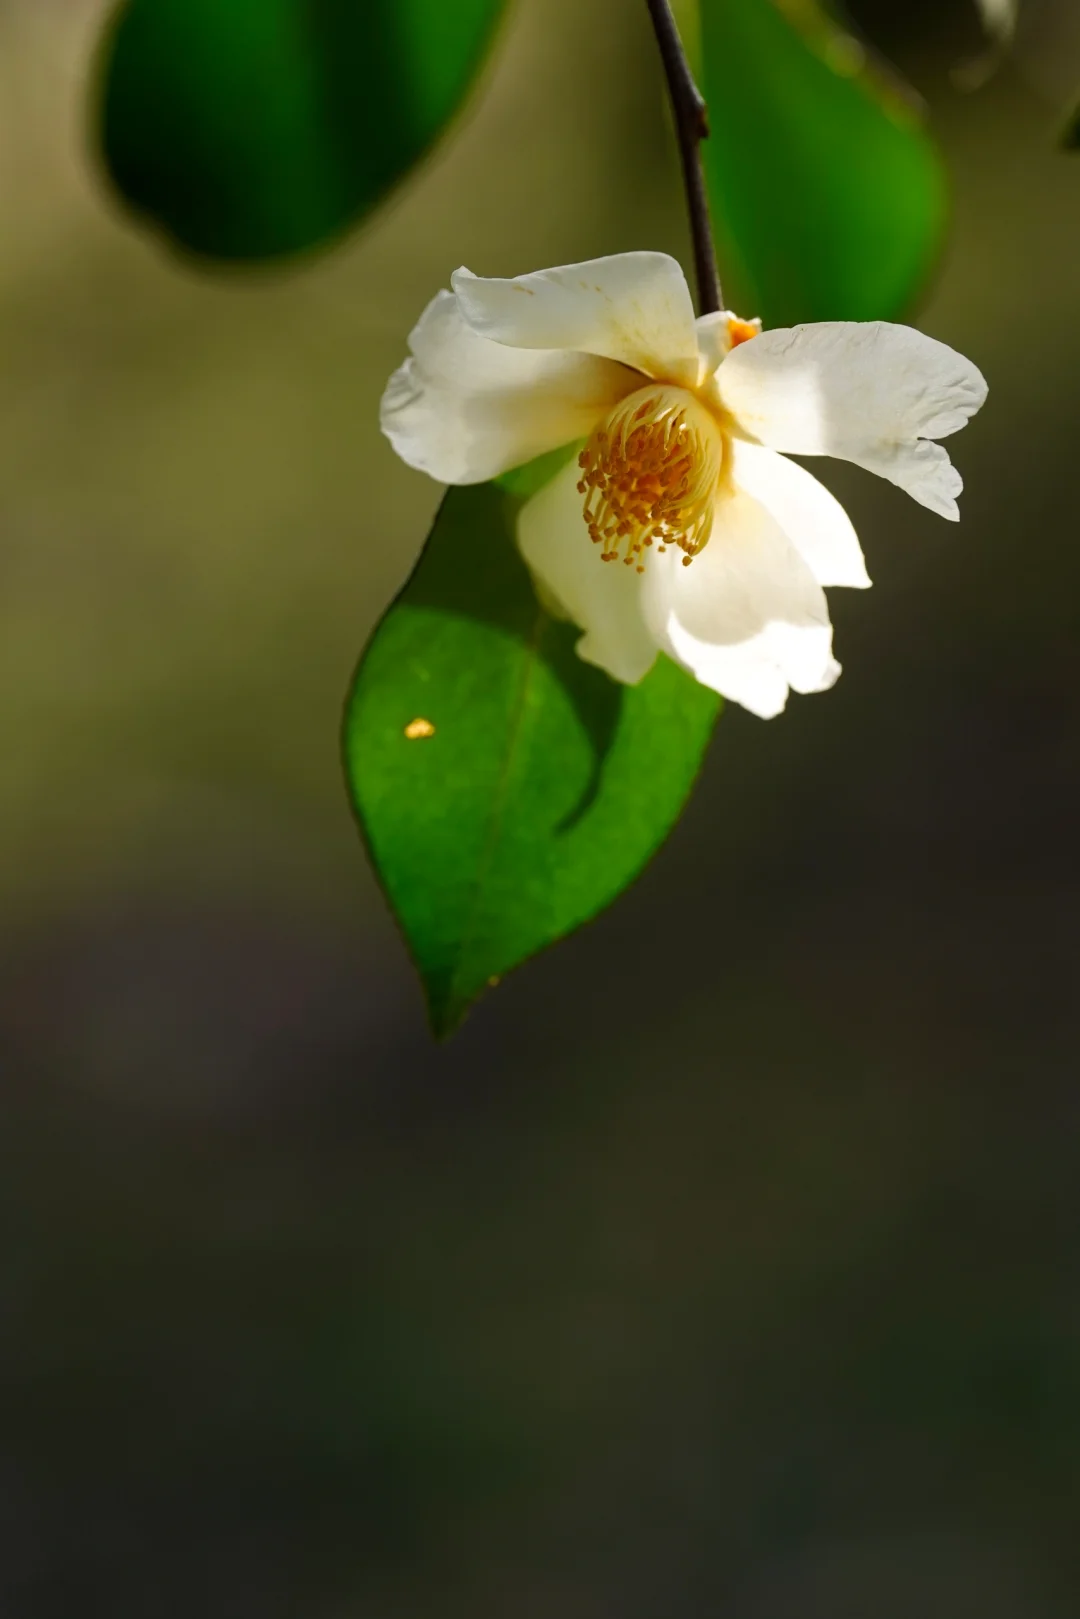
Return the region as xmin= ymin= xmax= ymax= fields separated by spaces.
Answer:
xmin=577 ymin=385 xmax=722 ymax=572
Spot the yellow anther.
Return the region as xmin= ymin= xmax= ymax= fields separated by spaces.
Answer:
xmin=578 ymin=385 xmax=722 ymax=571
xmin=727 ymin=315 xmax=761 ymax=348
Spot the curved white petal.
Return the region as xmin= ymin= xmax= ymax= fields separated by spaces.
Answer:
xmin=695 ymin=311 xmax=733 ymax=380
xmin=517 ymin=455 xmax=658 ymax=685
xmin=380 ymin=290 xmax=633 ymax=485
xmin=451 ymin=253 xmax=700 ymax=391
xmin=717 ymin=321 xmax=988 ymax=520
xmin=730 ymin=439 xmax=871 ymax=589
xmin=642 ymin=485 xmax=840 ymax=718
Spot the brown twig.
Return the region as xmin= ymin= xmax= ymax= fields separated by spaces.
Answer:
xmin=644 ymin=0 xmax=722 ymax=316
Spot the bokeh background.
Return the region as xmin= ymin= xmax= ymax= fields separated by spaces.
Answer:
xmin=3 ymin=0 xmax=1080 ymax=1612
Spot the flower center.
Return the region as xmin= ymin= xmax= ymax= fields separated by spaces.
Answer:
xmin=576 ymin=385 xmax=723 ymax=571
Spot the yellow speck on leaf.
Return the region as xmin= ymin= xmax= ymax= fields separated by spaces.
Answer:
xmin=404 ymin=717 xmax=435 ymax=739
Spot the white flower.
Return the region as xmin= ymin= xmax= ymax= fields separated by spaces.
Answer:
xmin=381 ymin=251 xmax=986 ymax=718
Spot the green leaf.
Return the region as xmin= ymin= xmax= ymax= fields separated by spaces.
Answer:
xmin=343 ymin=482 xmax=719 ymax=1038
xmin=699 ymin=0 xmax=947 ymax=325
xmin=95 ymin=0 xmax=507 ymax=262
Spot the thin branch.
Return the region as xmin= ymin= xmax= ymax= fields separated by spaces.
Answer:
xmin=644 ymin=0 xmax=722 ymax=316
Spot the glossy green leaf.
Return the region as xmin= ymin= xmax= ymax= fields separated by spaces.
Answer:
xmin=96 ymin=0 xmax=507 ymax=261
xmin=699 ymin=0 xmax=947 ymax=325
xmin=343 ymin=482 xmax=719 ymax=1038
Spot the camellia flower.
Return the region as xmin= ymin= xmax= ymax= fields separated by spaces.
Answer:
xmin=381 ymin=251 xmax=986 ymax=717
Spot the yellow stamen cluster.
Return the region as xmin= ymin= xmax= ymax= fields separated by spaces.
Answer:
xmin=577 ymin=385 xmax=722 ymax=572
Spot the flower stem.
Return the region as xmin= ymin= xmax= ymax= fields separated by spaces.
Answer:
xmin=644 ymin=0 xmax=723 ymax=316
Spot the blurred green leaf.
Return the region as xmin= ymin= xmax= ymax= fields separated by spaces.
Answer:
xmin=343 ymin=482 xmax=719 ymax=1037
xmin=699 ymin=0 xmax=947 ymax=324
xmin=96 ymin=0 xmax=507 ymax=261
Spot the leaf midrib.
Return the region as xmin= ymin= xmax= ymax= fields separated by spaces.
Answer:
xmin=436 ymin=602 xmax=548 ymax=1032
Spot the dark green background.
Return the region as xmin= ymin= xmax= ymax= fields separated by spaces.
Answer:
xmin=2 ymin=0 xmax=1079 ymax=1613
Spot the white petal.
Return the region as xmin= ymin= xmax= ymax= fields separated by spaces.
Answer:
xmin=717 ymin=321 xmax=988 ymax=519
xmin=694 ymin=311 xmax=732 ymax=382
xmin=730 ymin=439 xmax=871 ymax=590
xmin=517 ymin=455 xmax=658 ymax=685
xmin=451 ymin=253 xmax=700 ymax=391
xmin=642 ymin=485 xmax=840 ymax=718
xmin=381 ymin=290 xmax=633 ymax=485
